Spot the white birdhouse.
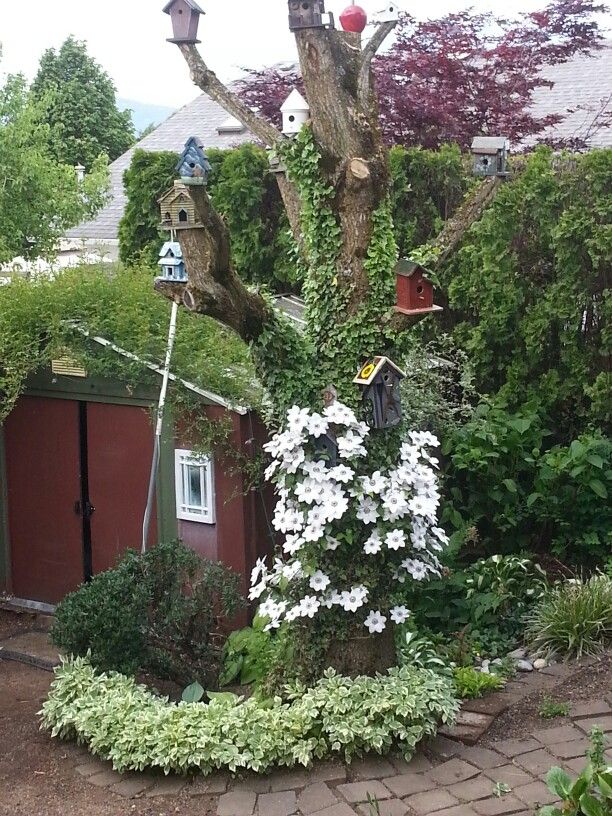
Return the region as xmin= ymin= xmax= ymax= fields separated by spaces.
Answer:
xmin=375 ymin=2 xmax=399 ymax=23
xmin=281 ymin=89 xmax=310 ymax=136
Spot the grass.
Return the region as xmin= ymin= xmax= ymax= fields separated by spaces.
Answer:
xmin=453 ymin=666 xmax=505 ymax=699
xmin=538 ymin=695 xmax=570 ymax=719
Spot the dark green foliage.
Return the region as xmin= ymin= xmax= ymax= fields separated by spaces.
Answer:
xmin=219 ymin=618 xmax=293 ymax=688
xmin=452 ymin=666 xmax=504 ymax=699
xmin=119 ymin=149 xmax=179 ymax=267
xmin=31 ymin=37 xmax=134 ymax=168
xmin=51 ymin=541 xmax=245 ymax=687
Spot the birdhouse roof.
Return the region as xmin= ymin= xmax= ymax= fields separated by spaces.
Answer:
xmin=471 ymin=136 xmax=509 ymax=154
xmin=396 ymin=258 xmax=433 ymax=280
xmin=158 ymin=183 xmax=192 ymax=206
xmin=353 ymin=356 xmax=406 ymax=386
xmin=163 ymin=0 xmax=205 ymax=14
xmin=159 ymin=241 xmax=183 ymax=260
xmin=281 ymin=89 xmax=310 ymax=112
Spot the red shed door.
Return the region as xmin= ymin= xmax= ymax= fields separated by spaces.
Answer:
xmin=87 ymin=402 xmax=156 ymax=573
xmin=4 ymin=397 xmax=84 ymax=604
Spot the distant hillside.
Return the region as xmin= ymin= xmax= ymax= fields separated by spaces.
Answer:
xmin=117 ymin=98 xmax=176 ymax=136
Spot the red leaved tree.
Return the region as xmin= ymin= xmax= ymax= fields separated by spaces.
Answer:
xmin=237 ymin=0 xmax=606 ymax=149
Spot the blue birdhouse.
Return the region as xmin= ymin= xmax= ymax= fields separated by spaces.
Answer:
xmin=176 ymin=136 xmax=212 ymax=185
xmin=158 ymin=241 xmax=187 ymax=282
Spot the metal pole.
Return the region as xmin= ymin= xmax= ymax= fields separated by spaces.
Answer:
xmin=142 ymin=297 xmax=179 ymax=553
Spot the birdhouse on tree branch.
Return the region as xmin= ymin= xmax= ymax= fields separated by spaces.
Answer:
xmin=395 ymin=259 xmax=443 ymax=316
xmin=288 ymin=0 xmax=332 ymax=31
xmin=176 ymin=136 xmax=212 ymax=185
xmin=471 ymin=136 xmax=510 ymax=177
xmin=281 ymin=89 xmax=310 ymax=136
xmin=158 ymin=241 xmax=187 ymax=282
xmin=354 ymin=357 xmax=405 ymax=430
xmin=163 ymin=0 xmax=204 ymax=45
xmin=374 ymin=2 xmax=399 ymax=23
xmin=159 ymin=182 xmax=204 ymax=231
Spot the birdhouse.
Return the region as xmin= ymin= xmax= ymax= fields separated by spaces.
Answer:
xmin=158 ymin=182 xmax=204 ymax=231
xmin=471 ymin=136 xmax=510 ymax=177
xmin=281 ymin=89 xmax=310 ymax=136
xmin=176 ymin=136 xmax=212 ymax=185
xmin=374 ymin=2 xmax=399 ymax=23
xmin=163 ymin=0 xmax=204 ymax=44
xmin=158 ymin=241 xmax=187 ymax=282
xmin=339 ymin=4 xmax=368 ymax=33
xmin=288 ymin=0 xmax=327 ymax=31
xmin=395 ymin=259 xmax=443 ymax=316
xmin=353 ymin=357 xmax=406 ymax=430
xmin=313 ymin=433 xmax=338 ymax=467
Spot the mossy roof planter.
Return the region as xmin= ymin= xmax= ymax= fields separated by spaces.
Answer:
xmin=41 ymin=657 xmax=459 ymax=776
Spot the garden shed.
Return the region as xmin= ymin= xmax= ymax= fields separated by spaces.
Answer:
xmin=0 ymin=339 xmax=273 ymax=609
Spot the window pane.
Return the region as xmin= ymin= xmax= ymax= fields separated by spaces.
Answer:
xmin=187 ymin=464 xmax=203 ymax=508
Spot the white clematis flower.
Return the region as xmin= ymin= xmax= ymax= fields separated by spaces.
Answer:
xmin=390 ymin=605 xmax=410 ymax=624
xmin=364 ymin=610 xmax=387 ymax=633
xmin=309 ymin=570 xmax=331 ymax=592
xmin=385 ymin=529 xmax=407 ymax=551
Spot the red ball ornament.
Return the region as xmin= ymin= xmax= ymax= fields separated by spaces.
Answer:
xmin=339 ymin=4 xmax=368 ymax=33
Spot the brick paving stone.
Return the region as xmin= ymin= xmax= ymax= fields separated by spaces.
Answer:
xmin=514 ymin=749 xmax=558 ymax=775
xmin=575 ymin=715 xmax=612 ymax=733
xmin=454 ymin=746 xmax=507 ymax=770
xmin=433 ymin=807 xmax=479 ymax=816
xmin=309 ymin=761 xmax=348 ymax=785
xmin=357 ymin=799 xmax=408 ymax=816
xmin=441 ymin=724 xmax=488 ymax=746
xmin=472 ymin=796 xmax=527 ymax=815
xmin=349 ymin=756 xmax=396 ymax=779
xmin=461 ymin=696 xmax=510 ymax=717
xmin=404 ymin=789 xmax=459 ymax=814
xmin=232 ymin=776 xmax=272 ymax=794
xmin=87 ymin=769 xmax=124 ymax=787
xmin=385 ymin=773 xmax=435 ymax=797
xmin=110 ymin=776 xmax=155 ymax=798
xmin=571 ymin=700 xmax=611 ymax=719
xmin=298 ymin=783 xmax=338 ymax=815
xmin=204 ymin=774 xmax=230 ymax=794
xmin=257 ymin=790 xmax=297 ymax=816
xmin=217 ymin=790 xmax=257 ymax=816
xmin=337 ymin=780 xmax=392 ymax=804
xmin=456 ymin=711 xmax=495 ymax=729
xmin=491 ymin=738 xmax=541 ymax=758
xmin=269 ymin=768 xmax=310 ymax=791
xmin=547 ymin=739 xmax=591 ymax=760
xmin=390 ymin=753 xmax=433 ymax=774
xmin=428 ymin=759 xmax=480 ymax=785
xmin=308 ymin=805 xmax=357 ymax=816
xmin=483 ymin=765 xmax=533 ymax=788
xmin=146 ymin=777 xmax=186 ymax=797
xmin=447 ymin=775 xmax=498 ymax=802
xmin=513 ymin=780 xmax=559 ymax=807
xmin=534 ymin=725 xmax=584 ymax=745
xmin=425 ymin=735 xmax=461 ymax=760
xmin=539 ymin=664 xmax=571 ymax=677
xmin=76 ymin=761 xmax=109 ymax=777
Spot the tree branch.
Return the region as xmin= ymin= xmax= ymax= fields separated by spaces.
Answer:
xmin=177 ymin=44 xmax=284 ymax=149
xmin=358 ymin=21 xmax=397 ymax=107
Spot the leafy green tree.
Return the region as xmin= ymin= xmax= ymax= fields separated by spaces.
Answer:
xmin=0 ymin=72 xmax=108 ymax=265
xmin=31 ymin=36 xmax=134 ymax=168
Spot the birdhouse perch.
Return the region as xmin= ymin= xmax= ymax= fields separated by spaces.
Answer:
xmin=163 ymin=0 xmax=204 ymax=45
xmin=395 ymin=259 xmax=443 ymax=316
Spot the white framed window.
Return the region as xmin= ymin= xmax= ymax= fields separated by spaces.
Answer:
xmin=174 ymin=449 xmax=215 ymax=524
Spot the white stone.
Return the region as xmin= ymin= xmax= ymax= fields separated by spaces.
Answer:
xmin=508 ymin=647 xmax=527 ymax=659
xmin=533 ymin=658 xmax=548 ymax=670
xmin=516 ymin=659 xmax=534 ymax=672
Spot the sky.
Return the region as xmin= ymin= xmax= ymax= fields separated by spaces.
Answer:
xmin=0 ymin=0 xmax=610 ymax=108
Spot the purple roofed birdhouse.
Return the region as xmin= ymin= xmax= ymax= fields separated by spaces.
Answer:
xmin=163 ymin=0 xmax=204 ymax=45
xmin=395 ymin=259 xmax=443 ymax=316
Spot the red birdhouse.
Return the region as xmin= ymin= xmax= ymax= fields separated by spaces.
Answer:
xmin=395 ymin=259 xmax=443 ymax=316
xmin=163 ymin=0 xmax=204 ymax=45
xmin=340 ymin=4 xmax=368 ymax=33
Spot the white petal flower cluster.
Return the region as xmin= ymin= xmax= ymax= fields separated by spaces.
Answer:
xmin=253 ymin=403 xmax=448 ymax=632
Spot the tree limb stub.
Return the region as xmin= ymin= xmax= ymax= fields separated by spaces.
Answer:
xmin=358 ymin=21 xmax=397 ymax=107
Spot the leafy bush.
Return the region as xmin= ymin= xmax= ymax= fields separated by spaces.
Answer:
xmin=220 ymin=618 xmax=293 ymax=688
xmin=539 ymin=728 xmax=612 ymax=816
xmin=51 ymin=541 xmax=244 ymax=687
xmin=41 ymin=657 xmax=459 ymax=774
xmin=452 ymin=666 xmax=504 ymax=699
xmin=526 ymin=575 xmax=612 ymax=659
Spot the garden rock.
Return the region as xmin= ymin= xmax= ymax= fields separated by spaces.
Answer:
xmin=533 ymin=658 xmax=547 ymax=670
xmin=516 ymin=659 xmax=534 ymax=672
xmin=508 ymin=648 xmax=527 ymax=659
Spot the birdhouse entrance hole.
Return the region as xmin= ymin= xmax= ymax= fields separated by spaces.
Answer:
xmin=178 ymin=209 xmax=188 ymax=222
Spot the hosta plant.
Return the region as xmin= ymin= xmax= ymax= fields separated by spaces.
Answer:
xmin=250 ymin=402 xmax=448 ymax=637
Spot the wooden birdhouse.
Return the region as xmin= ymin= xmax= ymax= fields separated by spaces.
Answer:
xmin=158 ymin=241 xmax=187 ymax=282
xmin=281 ymin=89 xmax=310 ymax=136
xmin=163 ymin=0 xmax=204 ymax=44
xmin=353 ymin=357 xmax=406 ymax=430
xmin=176 ymin=136 xmax=212 ymax=185
xmin=395 ymin=259 xmax=443 ymax=316
xmin=288 ymin=0 xmax=328 ymax=31
xmin=375 ymin=2 xmax=399 ymax=22
xmin=313 ymin=433 xmax=338 ymax=467
xmin=471 ymin=136 xmax=510 ymax=177
xmin=158 ymin=182 xmax=204 ymax=231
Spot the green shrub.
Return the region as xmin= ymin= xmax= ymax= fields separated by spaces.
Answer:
xmin=41 ymin=656 xmax=459 ymax=775
xmin=51 ymin=541 xmax=244 ymax=687
xmin=452 ymin=666 xmax=505 ymax=699
xmin=526 ymin=575 xmax=612 ymax=659
xmin=538 ymin=696 xmax=571 ymax=720
xmin=220 ymin=618 xmax=293 ymax=688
